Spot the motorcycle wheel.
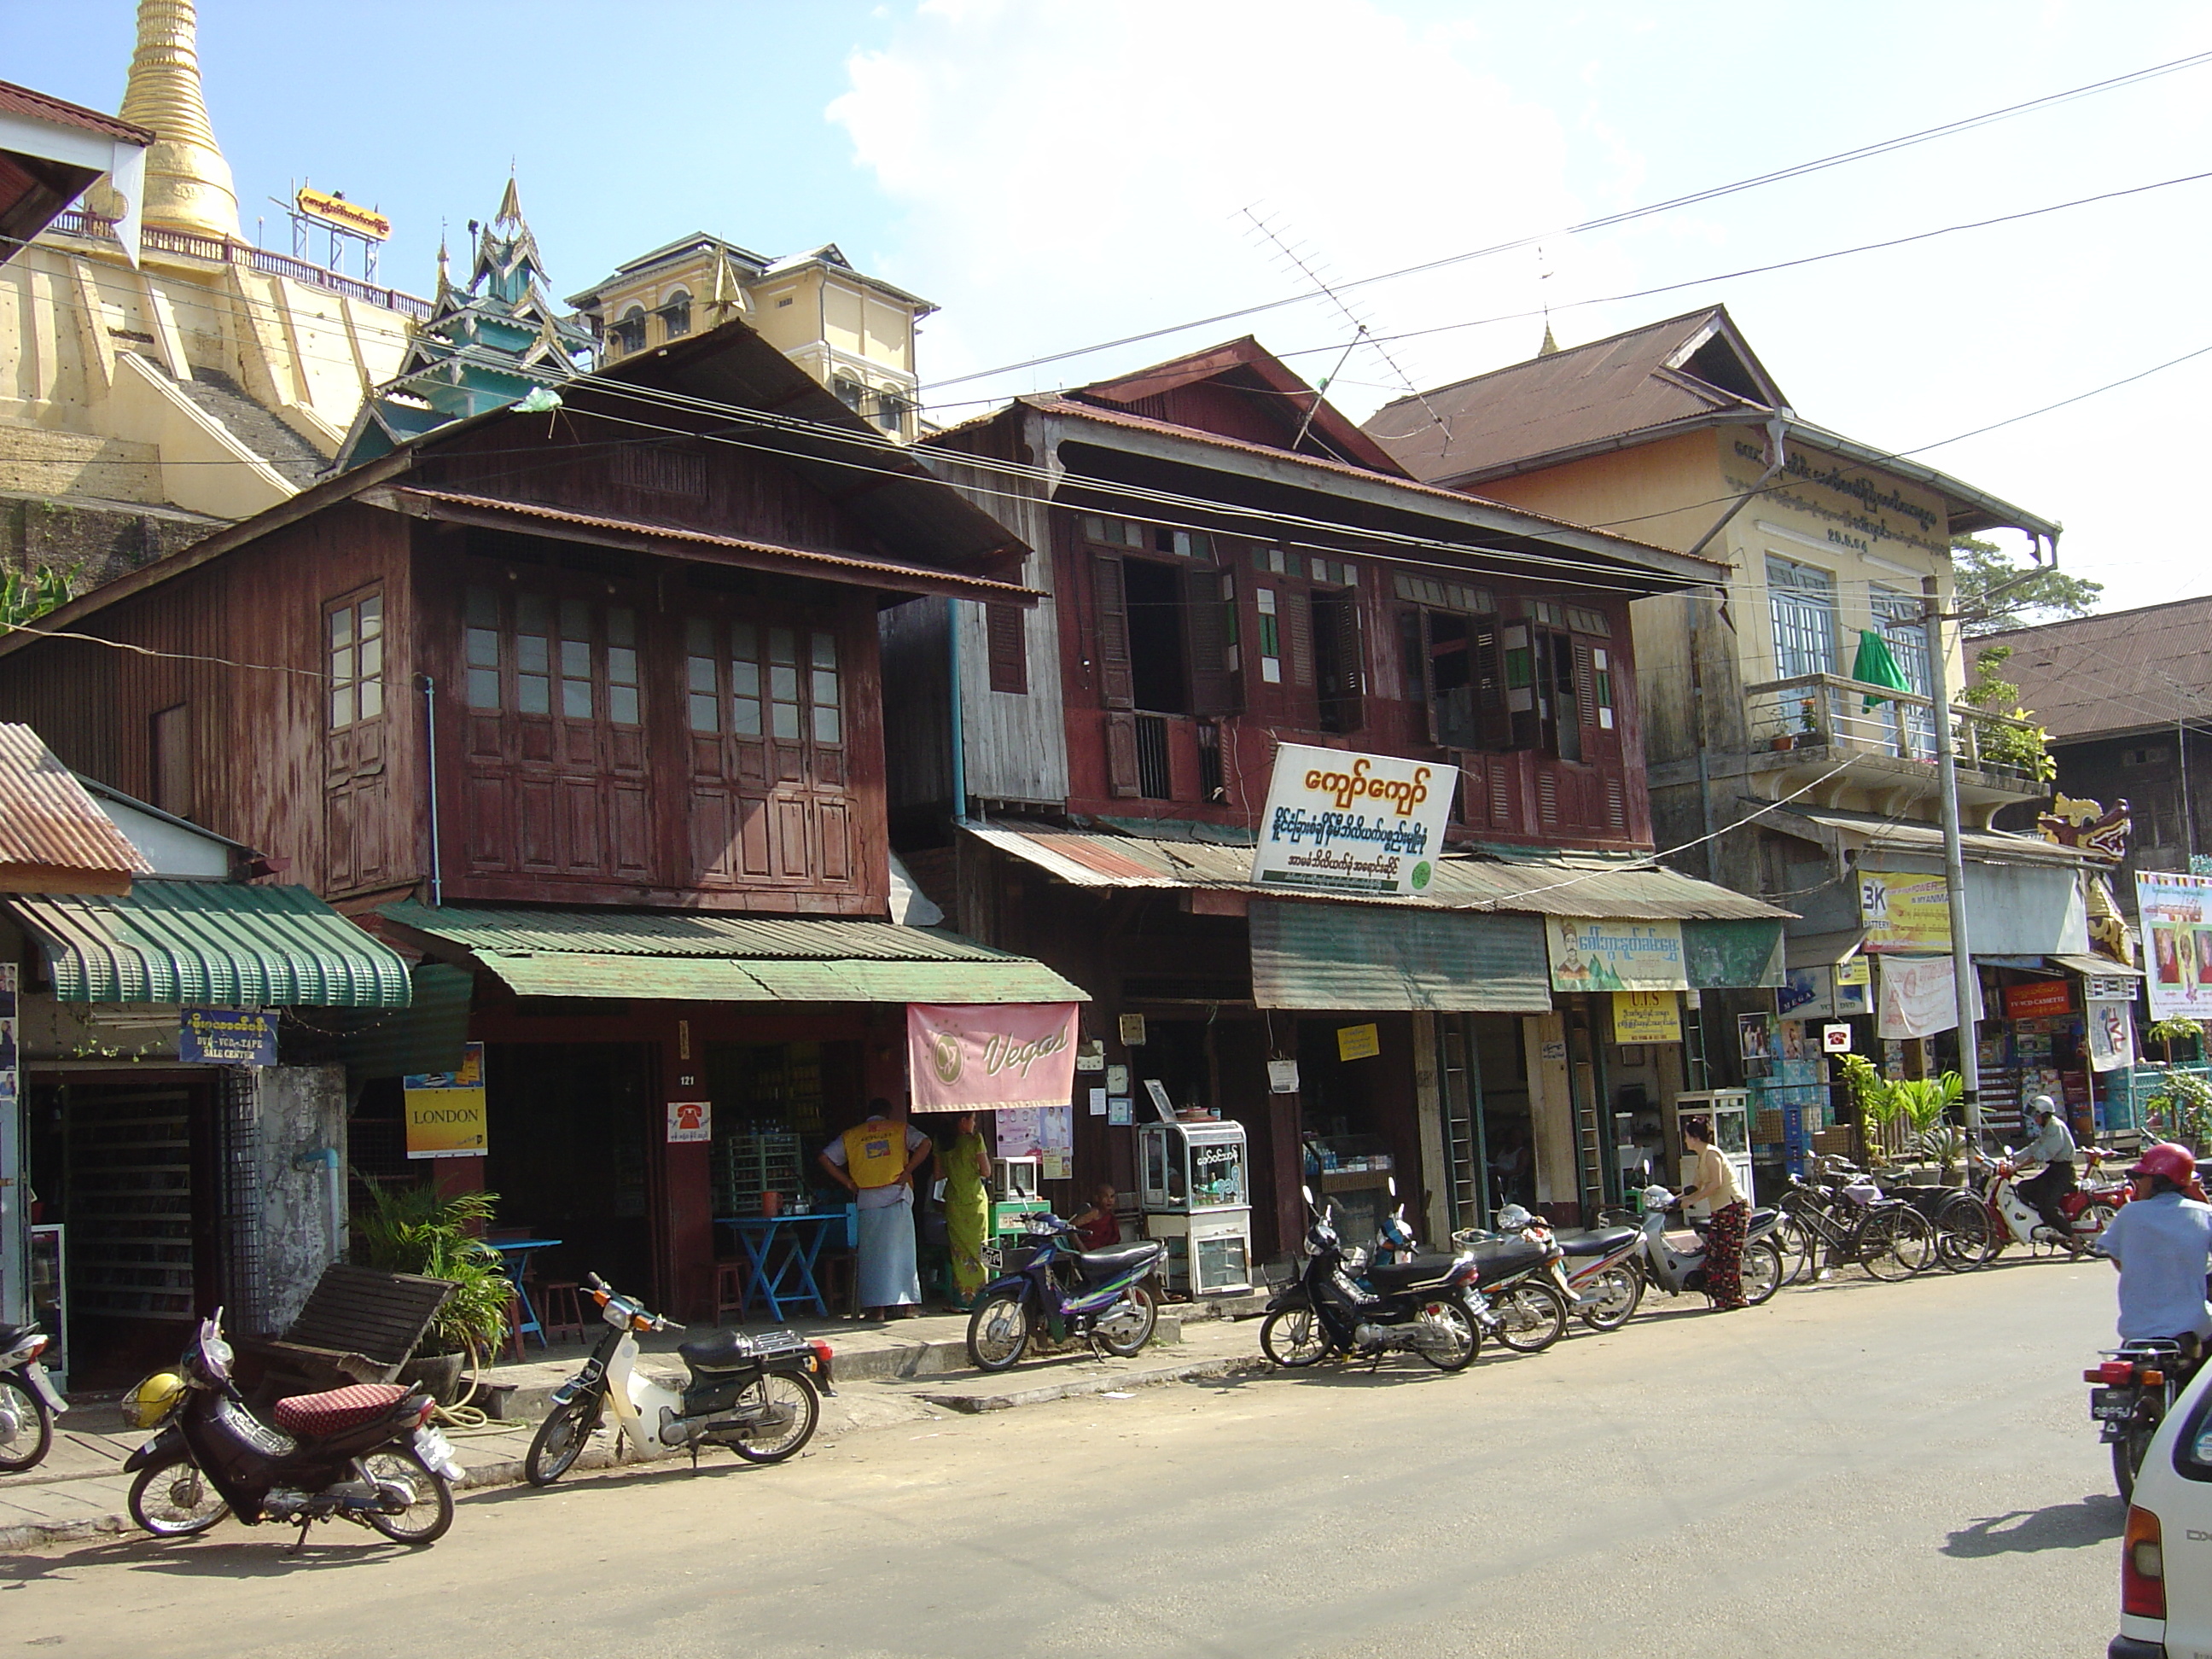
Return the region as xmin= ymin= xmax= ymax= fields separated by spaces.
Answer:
xmin=359 ymin=1447 xmax=453 ymax=1545
xmin=1415 ymin=1300 xmax=1480 ymax=1372
xmin=1579 ymin=1262 xmax=1644 ymax=1331
xmin=2078 ymin=1202 xmax=2118 ymax=1244
xmin=127 ymin=1452 xmax=229 ymax=1537
xmin=731 ymin=1370 xmax=820 ymax=1465
xmin=966 ymin=1291 xmax=1033 ymax=1372
xmin=1490 ymin=1281 xmax=1569 ymax=1353
xmin=0 ymin=1372 xmax=53 ymax=1473
xmin=523 ymin=1394 xmax=597 ymax=1487
xmin=1740 ymin=1239 xmax=1784 ymax=1306
xmin=1093 ymin=1283 xmax=1159 ymax=1358
xmin=1258 ymin=1305 xmax=1330 ymax=1368
xmin=1935 ymin=1196 xmax=2000 ymax=1270
xmin=2116 ymin=1423 xmax=2158 ymax=1503
xmin=1861 ymin=1207 xmax=1936 ymax=1281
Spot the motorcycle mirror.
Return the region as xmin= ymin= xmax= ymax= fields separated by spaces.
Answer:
xmin=1301 ymin=1183 xmax=1315 ymax=1207
xmin=1388 ymin=1176 xmax=1398 ymax=1199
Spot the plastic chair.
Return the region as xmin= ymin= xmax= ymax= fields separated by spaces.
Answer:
xmin=540 ymin=1280 xmax=585 ymax=1344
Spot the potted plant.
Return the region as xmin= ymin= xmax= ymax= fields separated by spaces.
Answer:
xmin=2147 ymin=1017 xmax=2204 ymax=1065
xmin=1796 ymin=696 xmax=1823 ymax=748
xmin=352 ymin=1181 xmax=512 ymax=1402
xmin=2144 ymin=1070 xmax=2212 ymax=1155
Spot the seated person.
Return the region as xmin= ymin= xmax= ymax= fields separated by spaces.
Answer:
xmin=1070 ymin=1181 xmax=1122 ymax=1249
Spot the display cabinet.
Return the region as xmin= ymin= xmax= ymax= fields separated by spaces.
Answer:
xmin=1138 ymin=1119 xmax=1252 ymax=1295
xmin=1670 ymin=1089 xmax=1755 ymax=1217
xmin=991 ymin=1155 xmax=1049 ymax=1240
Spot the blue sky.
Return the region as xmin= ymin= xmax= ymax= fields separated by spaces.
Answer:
xmin=14 ymin=1 xmax=2209 ymax=611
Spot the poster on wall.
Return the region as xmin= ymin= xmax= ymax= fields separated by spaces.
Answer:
xmin=1612 ymin=991 xmax=1682 ymax=1044
xmin=995 ymin=1106 xmax=1042 ymax=1161
xmin=1249 ymin=742 xmax=1458 ymax=897
xmin=1549 ymin=918 xmax=1687 ymax=993
xmin=404 ymin=1042 xmax=488 ymax=1158
xmin=2087 ymin=1002 xmax=2138 ymax=1072
xmin=906 ymin=1003 xmax=1079 ymax=1113
xmin=2138 ymin=870 xmax=2212 ymax=1019
xmin=1876 ymin=958 xmax=1985 ymax=1040
xmin=667 ymin=1100 xmax=710 ymax=1143
xmin=1859 ymin=871 xmax=1953 ymax=952
xmin=1039 ymin=1104 xmax=1074 ymax=1181
xmin=1738 ymin=1012 xmax=1775 ymax=1080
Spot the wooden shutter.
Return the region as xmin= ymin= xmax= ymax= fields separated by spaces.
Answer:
xmin=1284 ymin=590 xmax=1314 ymax=687
xmin=1184 ymin=568 xmax=1240 ymax=715
xmin=1092 ymin=553 xmax=1132 ymax=709
xmin=986 ymin=602 xmax=1027 ymax=695
xmin=1316 ymin=592 xmax=1365 ymax=733
xmin=1104 ymin=710 xmax=1143 ymax=797
xmin=1472 ymin=621 xmax=1512 ymax=751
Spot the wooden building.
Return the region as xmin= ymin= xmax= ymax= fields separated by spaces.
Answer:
xmin=0 ymin=317 xmax=1080 ymax=1318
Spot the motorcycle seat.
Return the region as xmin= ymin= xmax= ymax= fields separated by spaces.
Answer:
xmin=271 ymin=1382 xmax=411 ymax=1438
xmin=1367 ymin=1253 xmax=1463 ymax=1290
xmin=1554 ymin=1226 xmax=1639 ymax=1259
xmin=0 ymin=1321 xmax=39 ymax=1348
xmin=1464 ymin=1237 xmax=1549 ymax=1278
xmin=679 ymin=1329 xmax=757 ymax=1372
xmin=1748 ymin=1208 xmax=1780 ymax=1232
xmin=1074 ymin=1242 xmax=1160 ymax=1276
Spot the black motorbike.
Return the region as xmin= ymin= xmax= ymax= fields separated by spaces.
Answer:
xmin=1259 ymin=1186 xmax=1483 ymax=1371
xmin=965 ymin=1215 xmax=1166 ymax=1373
xmin=125 ymin=1311 xmax=462 ymax=1546
xmin=2091 ymin=1338 xmax=2192 ymax=1502
xmin=524 ymin=1273 xmax=833 ymax=1486
xmin=0 ymin=1320 xmax=66 ymax=1473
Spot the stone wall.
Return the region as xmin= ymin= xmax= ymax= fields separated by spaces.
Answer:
xmin=0 ymin=492 xmax=213 ymax=586
xmin=254 ymin=1064 xmax=349 ymax=1335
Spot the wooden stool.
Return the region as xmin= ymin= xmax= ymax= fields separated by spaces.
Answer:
xmin=502 ymin=1288 xmax=527 ymax=1362
xmin=540 ymin=1280 xmax=585 ymax=1344
xmin=713 ymin=1260 xmax=748 ymax=1326
xmin=816 ymin=1249 xmax=859 ymax=1318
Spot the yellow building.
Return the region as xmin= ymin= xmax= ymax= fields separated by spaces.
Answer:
xmin=568 ymin=235 xmax=933 ymax=440
xmin=0 ymin=0 xmax=420 ymax=578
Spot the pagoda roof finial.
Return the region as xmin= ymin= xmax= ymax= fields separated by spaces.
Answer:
xmin=113 ymin=0 xmax=241 ymax=241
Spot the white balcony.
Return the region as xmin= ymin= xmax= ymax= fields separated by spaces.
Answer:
xmin=1740 ymin=671 xmax=2048 ymax=805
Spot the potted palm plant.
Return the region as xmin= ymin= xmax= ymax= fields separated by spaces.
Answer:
xmin=352 ymin=1182 xmax=512 ymax=1402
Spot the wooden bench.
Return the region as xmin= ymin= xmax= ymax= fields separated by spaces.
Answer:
xmin=236 ymin=1264 xmax=457 ymax=1394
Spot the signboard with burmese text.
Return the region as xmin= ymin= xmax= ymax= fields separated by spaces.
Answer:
xmin=1547 ymin=918 xmax=1687 ymax=993
xmin=1250 ymin=743 xmax=1458 ymax=898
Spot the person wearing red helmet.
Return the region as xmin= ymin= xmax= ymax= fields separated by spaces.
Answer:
xmin=2098 ymin=1142 xmax=2212 ymax=1353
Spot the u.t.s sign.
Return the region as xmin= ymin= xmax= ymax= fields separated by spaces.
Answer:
xmin=1250 ymin=743 xmax=1458 ymax=898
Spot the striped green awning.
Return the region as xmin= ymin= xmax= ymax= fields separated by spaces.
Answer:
xmin=1250 ymin=899 xmax=1553 ymax=1012
xmin=12 ymin=880 xmax=413 ymax=1007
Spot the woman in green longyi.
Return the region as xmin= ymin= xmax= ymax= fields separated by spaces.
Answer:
xmin=941 ymin=1111 xmax=992 ymax=1309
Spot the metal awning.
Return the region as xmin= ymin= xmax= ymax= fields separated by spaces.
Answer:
xmin=1250 ymin=900 xmax=1551 ymax=1012
xmin=2051 ymin=954 xmax=2143 ymax=979
xmin=1785 ymin=929 xmax=1866 ymax=969
xmin=10 ymin=881 xmax=412 ymax=1007
xmin=378 ymin=903 xmax=1086 ymax=1005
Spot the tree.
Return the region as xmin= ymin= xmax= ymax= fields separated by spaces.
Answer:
xmin=1953 ymin=536 xmax=2102 ymax=635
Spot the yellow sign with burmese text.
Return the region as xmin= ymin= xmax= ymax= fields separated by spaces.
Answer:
xmin=1611 ymin=991 xmax=1682 ymax=1045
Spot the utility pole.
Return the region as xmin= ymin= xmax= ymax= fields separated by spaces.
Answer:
xmin=1923 ymin=576 xmax=1982 ymax=1136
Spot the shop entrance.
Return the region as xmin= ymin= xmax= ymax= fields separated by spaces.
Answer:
xmin=704 ymin=1039 xmax=862 ymax=1214
xmin=1435 ymin=1015 xmax=1532 ymax=1229
xmin=483 ymin=1043 xmax=655 ymax=1304
xmin=1296 ymin=1017 xmax=1416 ymax=1249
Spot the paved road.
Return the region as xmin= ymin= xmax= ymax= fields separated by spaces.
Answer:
xmin=3 ymin=1255 xmax=2127 ymax=1657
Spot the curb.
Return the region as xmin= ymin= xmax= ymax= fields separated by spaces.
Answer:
xmin=913 ymin=1351 xmax=1271 ymax=1413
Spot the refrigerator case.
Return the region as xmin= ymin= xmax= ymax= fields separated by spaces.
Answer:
xmin=1672 ymin=1089 xmax=1755 ymax=1219
xmin=1138 ymin=1120 xmax=1253 ymax=1295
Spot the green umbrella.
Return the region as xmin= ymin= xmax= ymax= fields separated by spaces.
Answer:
xmin=1852 ymin=628 xmax=1912 ymax=709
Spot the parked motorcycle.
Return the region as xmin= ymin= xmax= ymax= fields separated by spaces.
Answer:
xmin=123 ymin=1311 xmax=463 ymax=1546
xmin=0 ymin=1322 xmax=66 ymax=1473
xmin=1442 ymin=1207 xmax=1574 ymax=1352
xmin=1259 ymin=1186 xmax=1484 ymax=1371
xmin=967 ymin=1214 xmax=1165 ymax=1372
xmin=2089 ymin=1338 xmax=2192 ymax=1501
xmin=1617 ymin=1185 xmax=1786 ymax=1312
xmin=525 ymin=1273 xmax=832 ymax=1485
xmin=1511 ymin=1211 xmax=1650 ymax=1332
xmin=1938 ymin=1146 xmax=2119 ymax=1266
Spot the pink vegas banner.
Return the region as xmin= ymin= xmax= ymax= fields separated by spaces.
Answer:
xmin=907 ymin=1002 xmax=1080 ymax=1113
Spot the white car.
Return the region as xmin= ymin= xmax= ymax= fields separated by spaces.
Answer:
xmin=2110 ymin=1349 xmax=2212 ymax=1657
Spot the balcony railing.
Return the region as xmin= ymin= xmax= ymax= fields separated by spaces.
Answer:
xmin=44 ymin=209 xmax=434 ymax=320
xmin=1743 ymin=671 xmax=2046 ymax=783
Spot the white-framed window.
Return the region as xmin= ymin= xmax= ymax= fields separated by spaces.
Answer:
xmin=1767 ymin=554 xmax=1837 ymax=679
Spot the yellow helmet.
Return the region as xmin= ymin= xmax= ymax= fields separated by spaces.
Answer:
xmin=126 ymin=1371 xmax=187 ymax=1429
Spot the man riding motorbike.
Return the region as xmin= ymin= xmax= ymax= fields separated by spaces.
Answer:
xmin=2097 ymin=1142 xmax=2212 ymax=1365
xmin=2015 ymin=1095 xmax=2082 ymax=1255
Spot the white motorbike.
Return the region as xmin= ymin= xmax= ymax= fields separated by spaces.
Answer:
xmin=0 ymin=1322 xmax=67 ymax=1473
xmin=1625 ymin=1185 xmax=1786 ymax=1310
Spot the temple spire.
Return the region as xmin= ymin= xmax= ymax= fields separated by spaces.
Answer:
xmin=114 ymin=0 xmax=240 ymax=240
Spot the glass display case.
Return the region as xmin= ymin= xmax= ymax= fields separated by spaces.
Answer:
xmin=1669 ymin=1088 xmax=1755 ymax=1216
xmin=1138 ymin=1120 xmax=1252 ymax=1295
xmin=991 ymin=1155 xmax=1049 ymax=1240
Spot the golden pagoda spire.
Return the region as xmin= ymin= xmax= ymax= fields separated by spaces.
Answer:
xmin=114 ymin=0 xmax=241 ymax=241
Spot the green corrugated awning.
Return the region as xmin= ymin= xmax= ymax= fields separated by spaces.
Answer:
xmin=11 ymin=880 xmax=413 ymax=1007
xmin=381 ymin=903 xmax=1086 ymax=1005
xmin=1250 ymin=899 xmax=1552 ymax=1012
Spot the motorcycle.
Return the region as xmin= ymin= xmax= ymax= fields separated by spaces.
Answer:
xmin=123 ymin=1310 xmax=463 ymax=1547
xmin=1938 ymin=1146 xmax=2119 ymax=1266
xmin=1505 ymin=1209 xmax=1650 ymax=1333
xmin=0 ymin=1322 xmax=67 ymax=1473
xmin=1616 ymin=1185 xmax=1786 ymax=1312
xmin=2089 ymin=1338 xmax=2192 ymax=1502
xmin=525 ymin=1273 xmax=832 ymax=1486
xmin=1259 ymin=1185 xmax=1484 ymax=1371
xmin=1441 ymin=1207 xmax=1575 ymax=1352
xmin=965 ymin=1214 xmax=1165 ymax=1373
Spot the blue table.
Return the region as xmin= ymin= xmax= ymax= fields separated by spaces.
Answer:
xmin=714 ymin=1214 xmax=841 ymax=1321
xmin=490 ymin=1237 xmax=562 ymax=1350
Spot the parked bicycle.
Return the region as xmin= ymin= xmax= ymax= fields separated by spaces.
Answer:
xmin=1774 ymin=1164 xmax=1936 ymax=1283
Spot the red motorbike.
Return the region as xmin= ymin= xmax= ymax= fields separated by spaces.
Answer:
xmin=1936 ymin=1145 xmax=2126 ymax=1267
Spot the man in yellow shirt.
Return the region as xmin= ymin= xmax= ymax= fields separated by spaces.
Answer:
xmin=820 ymin=1099 xmax=934 ymax=1318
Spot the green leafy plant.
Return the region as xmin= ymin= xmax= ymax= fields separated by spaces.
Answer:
xmin=1953 ymin=535 xmax=2103 ymax=634
xmin=1842 ymin=1058 xmax=1968 ymax=1179
xmin=0 ymin=564 xmax=76 ymax=633
xmin=1959 ymin=644 xmax=2057 ymax=782
xmin=352 ymin=1181 xmax=511 ymax=1359
xmin=2146 ymin=1018 xmax=2204 ymax=1064
xmin=2144 ymin=1070 xmax=2212 ymax=1153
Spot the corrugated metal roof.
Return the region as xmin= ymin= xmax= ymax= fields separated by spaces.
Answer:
xmin=1982 ymin=597 xmax=2212 ymax=742
xmin=381 ymin=904 xmax=1086 ymax=1005
xmin=12 ymin=881 xmax=412 ymax=1007
xmin=0 ymin=80 xmax=153 ymax=146
xmin=1250 ymin=900 xmax=1551 ymax=1012
xmin=0 ymin=726 xmax=150 ymax=894
xmin=1770 ymin=806 xmax=2094 ymax=866
xmin=963 ymin=824 xmax=1791 ymax=923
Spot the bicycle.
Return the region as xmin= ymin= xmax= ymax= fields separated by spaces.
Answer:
xmin=1774 ymin=1167 xmax=1937 ymax=1283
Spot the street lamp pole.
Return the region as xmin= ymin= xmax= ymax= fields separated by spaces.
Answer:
xmin=1923 ymin=576 xmax=1982 ymax=1136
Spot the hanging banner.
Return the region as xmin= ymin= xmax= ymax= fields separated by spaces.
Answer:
xmin=908 ymin=1003 xmax=1079 ymax=1113
xmin=1612 ymin=991 xmax=1682 ymax=1044
xmin=404 ymin=1042 xmax=488 ymax=1158
xmin=1548 ymin=918 xmax=1687 ymax=992
xmin=1249 ymin=742 xmax=1458 ymax=897
xmin=1860 ymin=870 xmax=1953 ymax=953
xmin=2087 ymin=1001 xmax=2138 ymax=1072
xmin=1876 ymin=958 xmax=1985 ymax=1040
xmin=2138 ymin=870 xmax=2212 ymax=1019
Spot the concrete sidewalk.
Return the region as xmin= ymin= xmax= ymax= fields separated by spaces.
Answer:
xmin=0 ymin=1305 xmax=1268 ymax=1550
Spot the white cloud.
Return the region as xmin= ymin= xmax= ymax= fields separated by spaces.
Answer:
xmin=829 ymin=0 xmax=1639 ymax=419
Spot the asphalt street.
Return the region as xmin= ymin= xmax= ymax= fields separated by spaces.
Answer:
xmin=0 ymin=1254 xmax=2128 ymax=1658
